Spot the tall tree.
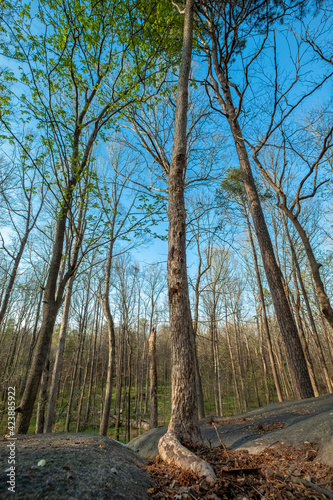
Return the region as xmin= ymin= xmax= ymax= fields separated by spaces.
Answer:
xmin=158 ymin=0 xmax=215 ymax=483
xmin=4 ymin=0 xmax=179 ymax=433
xmin=198 ymin=0 xmax=314 ymax=399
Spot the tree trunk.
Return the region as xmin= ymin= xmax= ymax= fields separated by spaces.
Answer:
xmin=19 ymin=284 xmax=44 ymax=398
xmin=225 ymin=106 xmax=312 ymax=398
xmin=44 ymin=276 xmax=74 ymax=432
xmin=85 ymin=302 xmax=99 ymax=426
xmin=148 ymin=327 xmax=158 ymax=429
xmin=284 ymin=216 xmax=332 ymax=393
xmin=207 ymin=37 xmax=313 ymax=399
xmin=35 ymin=350 xmax=50 ymax=434
xmin=193 ymin=240 xmax=206 ymax=419
xmin=65 ymin=328 xmax=84 ymax=432
xmin=76 ymin=351 xmax=89 ymax=433
xmin=275 ymin=199 xmax=333 ymax=330
xmin=257 ymin=315 xmax=270 ymax=405
xmin=16 ymin=208 xmax=69 ymax=433
xmin=225 ymin=306 xmax=242 ymax=413
xmin=289 ymin=291 xmax=319 ymax=396
xmin=115 ymin=330 xmax=124 ymax=441
xmin=100 ymin=230 xmax=116 ymax=435
xmin=165 ymin=0 xmax=201 ymax=447
xmin=245 ymin=208 xmax=283 ymax=402
xmin=158 ymin=0 xmax=215 ymax=483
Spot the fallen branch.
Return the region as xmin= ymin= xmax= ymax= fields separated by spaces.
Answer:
xmin=289 ymin=475 xmax=333 ymax=499
xmin=158 ymin=431 xmax=216 ymax=484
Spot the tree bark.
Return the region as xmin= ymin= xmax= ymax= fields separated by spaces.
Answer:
xmin=148 ymin=327 xmax=158 ymax=429
xmin=245 ymin=208 xmax=283 ymax=402
xmin=15 ymin=197 xmax=71 ymax=434
xmin=44 ymin=276 xmax=74 ymax=432
xmin=165 ymin=0 xmax=201 ymax=446
xmin=35 ymin=349 xmax=50 ymax=434
xmin=221 ymin=100 xmax=312 ymax=397
xmin=205 ymin=19 xmax=314 ymax=399
xmin=100 ymin=237 xmax=116 ymax=436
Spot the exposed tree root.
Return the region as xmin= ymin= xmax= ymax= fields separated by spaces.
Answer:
xmin=158 ymin=431 xmax=216 ymax=484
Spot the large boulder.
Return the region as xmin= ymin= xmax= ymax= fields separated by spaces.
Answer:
xmin=0 ymin=433 xmax=153 ymax=499
xmin=129 ymin=393 xmax=333 ymax=465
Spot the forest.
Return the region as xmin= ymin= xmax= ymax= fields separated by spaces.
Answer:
xmin=0 ymin=0 xmax=332 ymax=460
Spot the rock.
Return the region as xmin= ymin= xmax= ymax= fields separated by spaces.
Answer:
xmin=0 ymin=433 xmax=153 ymax=499
xmin=129 ymin=393 xmax=333 ymax=466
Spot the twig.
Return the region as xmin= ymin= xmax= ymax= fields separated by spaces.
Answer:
xmin=212 ymin=423 xmax=230 ymax=464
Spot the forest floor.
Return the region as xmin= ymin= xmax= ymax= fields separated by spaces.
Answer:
xmin=0 ymin=395 xmax=332 ymax=499
xmin=146 ymin=441 xmax=333 ymax=499
xmin=136 ymin=393 xmax=333 ymax=499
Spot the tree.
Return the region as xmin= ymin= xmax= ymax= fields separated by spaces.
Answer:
xmin=3 ymin=0 xmax=179 ymax=434
xmin=219 ymin=168 xmax=283 ymax=402
xmin=252 ymin=123 xmax=333 ymax=329
xmin=44 ymin=179 xmax=89 ymax=433
xmin=98 ymin=145 xmax=153 ymax=437
xmin=148 ymin=327 xmax=158 ymax=429
xmin=198 ymin=0 xmax=314 ymax=399
xmin=0 ymin=150 xmax=45 ymax=328
xmin=157 ymin=0 xmax=215 ymax=483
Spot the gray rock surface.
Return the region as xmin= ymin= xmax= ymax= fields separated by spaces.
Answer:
xmin=129 ymin=393 xmax=333 ymax=465
xmin=0 ymin=433 xmax=153 ymax=499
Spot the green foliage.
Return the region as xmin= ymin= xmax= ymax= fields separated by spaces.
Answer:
xmin=0 ymin=0 xmax=184 ymax=213
xmin=219 ymin=167 xmax=273 ymax=205
xmin=220 ymin=167 xmax=245 ymax=199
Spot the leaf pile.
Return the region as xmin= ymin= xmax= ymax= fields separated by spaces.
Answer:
xmin=145 ymin=442 xmax=333 ymax=499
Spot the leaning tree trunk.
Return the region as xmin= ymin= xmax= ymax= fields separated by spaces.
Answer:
xmin=218 ymin=87 xmax=313 ymax=399
xmin=44 ymin=276 xmax=74 ymax=432
xmin=206 ymin=27 xmax=313 ymax=399
xmin=284 ymin=216 xmax=332 ymax=393
xmin=158 ymin=0 xmax=215 ymax=484
xmin=244 ymin=207 xmax=283 ymax=402
xmin=15 ymin=192 xmax=72 ymax=434
xmin=148 ymin=327 xmax=158 ymax=429
xmin=284 ymin=208 xmax=333 ymax=330
xmin=45 ymin=198 xmax=86 ymax=433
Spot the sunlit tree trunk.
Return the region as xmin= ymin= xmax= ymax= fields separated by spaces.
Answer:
xmin=206 ymin=19 xmax=313 ymax=399
xmin=45 ymin=276 xmax=74 ymax=432
xmin=164 ymin=0 xmax=201 ymax=446
xmin=148 ymin=327 xmax=158 ymax=428
xmin=245 ymin=208 xmax=283 ymax=402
